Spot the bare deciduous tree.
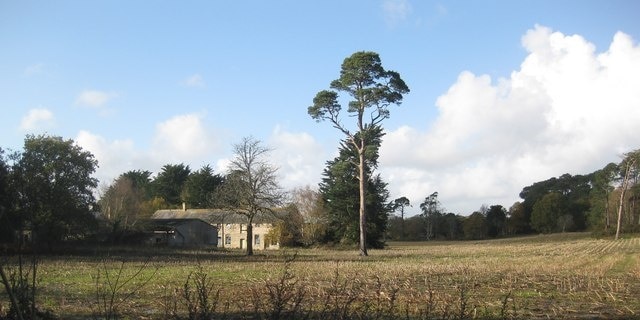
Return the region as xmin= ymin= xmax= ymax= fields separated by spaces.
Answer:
xmin=215 ymin=137 xmax=284 ymax=255
xmin=291 ymin=186 xmax=327 ymax=245
xmin=100 ymin=176 xmax=144 ymax=232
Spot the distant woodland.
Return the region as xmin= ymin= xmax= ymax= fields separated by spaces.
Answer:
xmin=1 ymin=134 xmax=639 ymax=251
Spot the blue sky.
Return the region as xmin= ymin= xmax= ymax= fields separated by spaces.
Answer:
xmin=2 ymin=0 xmax=640 ymax=215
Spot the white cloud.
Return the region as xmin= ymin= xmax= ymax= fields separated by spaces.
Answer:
xmin=183 ymin=74 xmax=206 ymax=88
xmin=75 ymin=130 xmax=140 ymax=186
xmin=382 ymin=0 xmax=412 ymax=27
xmin=75 ymin=113 xmax=226 ymax=188
xmin=380 ymin=25 xmax=640 ymax=215
xmin=151 ymin=113 xmax=223 ymax=166
xmin=75 ymin=90 xmax=117 ymax=114
xmin=268 ymin=125 xmax=326 ymax=190
xmin=214 ymin=158 xmax=231 ymax=175
xmin=19 ymin=108 xmax=55 ymax=131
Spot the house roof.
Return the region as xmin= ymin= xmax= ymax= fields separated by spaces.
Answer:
xmin=152 ymin=209 xmax=282 ymax=224
xmin=147 ymin=218 xmax=215 ymax=228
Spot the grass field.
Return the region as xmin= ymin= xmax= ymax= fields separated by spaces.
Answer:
xmin=2 ymin=232 xmax=639 ymax=319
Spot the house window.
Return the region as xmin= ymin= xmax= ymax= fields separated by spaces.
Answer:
xmin=225 ymin=235 xmax=231 ymax=245
xmin=225 ymin=223 xmax=231 ymax=230
xmin=240 ymin=224 xmax=246 ymax=233
xmin=255 ymin=223 xmax=261 ymax=228
xmin=254 ymin=234 xmax=260 ymax=245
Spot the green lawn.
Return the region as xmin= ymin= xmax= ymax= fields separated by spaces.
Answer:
xmin=2 ymin=233 xmax=639 ymax=319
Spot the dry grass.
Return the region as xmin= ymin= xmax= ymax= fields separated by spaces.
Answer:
xmin=1 ymin=232 xmax=639 ymax=319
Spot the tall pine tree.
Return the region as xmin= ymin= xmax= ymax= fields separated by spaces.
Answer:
xmin=319 ymin=126 xmax=390 ymax=249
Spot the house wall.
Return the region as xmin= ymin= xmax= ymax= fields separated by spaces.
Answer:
xmin=218 ymin=223 xmax=279 ymax=250
xmin=173 ymin=221 xmax=218 ymax=247
xmin=150 ymin=220 xmax=218 ymax=247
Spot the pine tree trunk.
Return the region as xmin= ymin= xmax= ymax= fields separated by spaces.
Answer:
xmin=359 ymin=147 xmax=367 ymax=256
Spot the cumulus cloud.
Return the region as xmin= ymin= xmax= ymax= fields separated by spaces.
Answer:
xmin=75 ymin=90 xmax=118 ymax=116
xmin=75 ymin=113 xmax=225 ymax=187
xmin=182 ymin=74 xmax=206 ymax=88
xmin=380 ymin=25 xmax=640 ymax=214
xmin=75 ymin=130 xmax=140 ymax=186
xmin=75 ymin=90 xmax=117 ymax=108
xmin=382 ymin=0 xmax=412 ymax=27
xmin=151 ymin=113 xmax=222 ymax=165
xmin=268 ymin=126 xmax=326 ymax=190
xmin=20 ymin=108 xmax=55 ymax=131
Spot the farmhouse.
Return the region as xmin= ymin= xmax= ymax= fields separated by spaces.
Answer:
xmin=152 ymin=208 xmax=281 ymax=250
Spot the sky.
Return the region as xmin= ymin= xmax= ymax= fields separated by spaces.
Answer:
xmin=2 ymin=0 xmax=640 ymax=216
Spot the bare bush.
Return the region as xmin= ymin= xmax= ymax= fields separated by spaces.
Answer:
xmin=182 ymin=264 xmax=221 ymax=320
xmin=93 ymin=258 xmax=157 ymax=320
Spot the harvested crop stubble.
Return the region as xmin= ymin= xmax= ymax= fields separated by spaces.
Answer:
xmin=0 ymin=233 xmax=638 ymax=319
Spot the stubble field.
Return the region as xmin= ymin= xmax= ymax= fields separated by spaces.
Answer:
xmin=2 ymin=232 xmax=639 ymax=319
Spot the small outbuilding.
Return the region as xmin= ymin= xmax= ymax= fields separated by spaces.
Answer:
xmin=147 ymin=218 xmax=218 ymax=247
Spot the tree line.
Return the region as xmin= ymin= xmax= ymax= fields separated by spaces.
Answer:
xmin=385 ymin=150 xmax=640 ymax=241
xmin=1 ymin=132 xmax=639 ymax=252
xmin=0 ymin=133 xmax=299 ymax=254
xmin=0 ymin=132 xmax=386 ymax=253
